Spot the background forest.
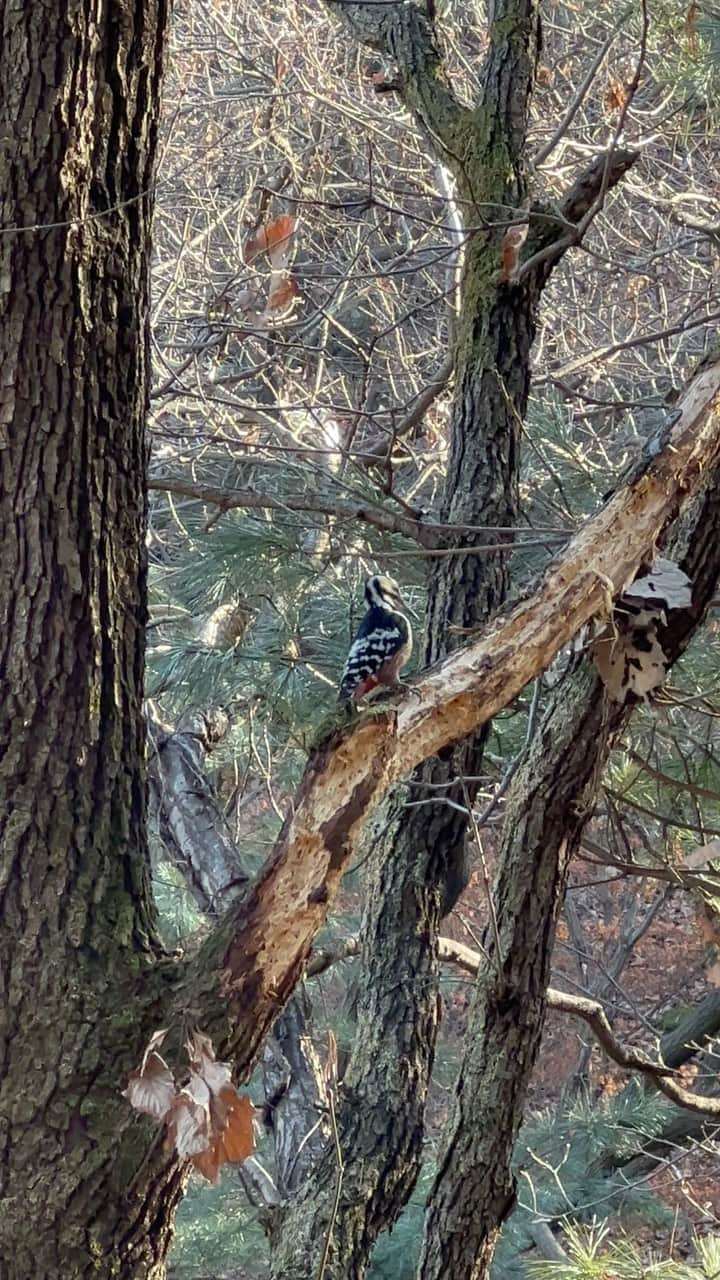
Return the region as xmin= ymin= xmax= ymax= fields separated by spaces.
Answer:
xmin=141 ymin=1 xmax=720 ymax=1277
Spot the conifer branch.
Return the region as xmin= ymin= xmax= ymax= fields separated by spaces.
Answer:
xmin=149 ymin=476 xmax=443 ymax=546
xmin=190 ymin=358 xmax=720 ymax=1076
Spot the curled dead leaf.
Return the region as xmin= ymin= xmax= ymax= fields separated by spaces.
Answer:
xmin=500 ymin=222 xmax=529 ymax=283
xmin=592 ymin=606 xmax=667 ymax=704
xmin=124 ymin=1028 xmax=255 ymax=1182
xmin=123 ymin=1050 xmax=176 ymax=1121
xmin=243 ymin=214 xmax=297 ymax=267
xmin=624 ymin=556 xmax=692 ymax=611
xmin=592 ymin=558 xmax=693 ymax=703
xmin=167 ymin=1088 xmax=211 ymax=1158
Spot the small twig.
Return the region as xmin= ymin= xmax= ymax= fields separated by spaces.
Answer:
xmin=475 ymin=680 xmax=541 ymax=827
xmin=460 ymin=776 xmax=502 ymax=973
xmin=533 ymin=23 xmax=624 ymax=168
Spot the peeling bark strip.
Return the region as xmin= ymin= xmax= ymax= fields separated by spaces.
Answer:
xmin=0 ymin=3 xmax=172 ymax=1277
xmin=214 ymin=359 xmax=720 ymax=1073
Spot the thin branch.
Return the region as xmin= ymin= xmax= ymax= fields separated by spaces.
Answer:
xmin=533 ymin=24 xmax=622 ymax=167
xmin=437 ymin=938 xmax=720 ymax=1116
xmin=149 ymin=475 xmax=440 ymax=547
xmin=310 ymin=935 xmax=720 ymax=1117
xmin=540 ymin=308 xmax=720 ymax=386
xmin=519 ymin=1 xmax=649 ymax=283
xmin=148 ymin=475 xmax=562 ymax=550
xmin=522 ymin=148 xmax=639 ymax=283
xmin=358 ymin=354 xmax=454 ymax=466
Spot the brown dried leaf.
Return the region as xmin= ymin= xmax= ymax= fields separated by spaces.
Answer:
xmin=187 ymin=1030 xmax=233 ymax=1095
xmin=167 ymin=1089 xmax=211 ymax=1158
xmin=244 ymin=214 xmax=297 ymax=268
xmin=191 ymin=1139 xmax=224 ymax=1184
xmin=604 ymin=77 xmax=629 ymax=113
xmin=219 ymin=1092 xmax=255 ymax=1162
xmin=500 ymin=223 xmax=529 ymax=282
xmin=267 ymin=272 xmax=300 ymax=314
xmin=183 ymin=1094 xmax=254 ymax=1182
xmin=123 ymin=1050 xmax=176 ymax=1120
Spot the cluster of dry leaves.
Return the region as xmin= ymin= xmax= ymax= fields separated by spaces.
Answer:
xmin=238 ymin=213 xmax=300 ymax=329
xmin=124 ymin=1028 xmax=254 ymax=1183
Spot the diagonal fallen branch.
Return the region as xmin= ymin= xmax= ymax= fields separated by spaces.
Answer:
xmin=201 ymin=360 xmax=720 ymax=1074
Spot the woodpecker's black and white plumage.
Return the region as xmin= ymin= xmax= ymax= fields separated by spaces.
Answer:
xmin=338 ymin=575 xmax=413 ymax=705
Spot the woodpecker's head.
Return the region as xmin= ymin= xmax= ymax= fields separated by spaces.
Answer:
xmin=364 ymin=574 xmax=407 ymax=612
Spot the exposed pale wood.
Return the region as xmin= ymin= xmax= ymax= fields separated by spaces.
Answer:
xmin=212 ymin=358 xmax=720 ymax=1077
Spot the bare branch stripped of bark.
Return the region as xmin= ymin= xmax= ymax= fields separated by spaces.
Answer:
xmin=201 ymin=358 xmax=720 ymax=1074
xmin=418 ymin=387 xmax=720 ymax=1277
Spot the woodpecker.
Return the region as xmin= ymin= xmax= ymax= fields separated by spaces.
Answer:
xmin=338 ymin=574 xmax=413 ymax=705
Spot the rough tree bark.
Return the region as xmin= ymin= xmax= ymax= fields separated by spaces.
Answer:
xmin=2 ymin=7 xmax=716 ymax=1279
xmin=264 ymin=2 xmax=637 ymax=1274
xmin=418 ymin=408 xmax=720 ymax=1278
xmin=0 ymin=4 xmax=177 ymax=1277
xmin=148 ymin=719 xmax=330 ymax=1213
xmin=265 ymin=3 xmax=542 ymax=1271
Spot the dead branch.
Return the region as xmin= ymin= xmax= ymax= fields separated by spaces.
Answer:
xmin=308 ymin=935 xmax=720 ymax=1116
xmin=524 ymin=147 xmax=640 ymax=283
xmin=148 ymin=476 xmax=442 ymax=547
xmin=199 ymin=358 xmax=720 ymax=1075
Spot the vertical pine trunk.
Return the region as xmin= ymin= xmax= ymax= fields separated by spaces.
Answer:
xmin=267 ymin=6 xmax=543 ymax=1273
xmin=0 ymin=3 xmax=177 ymax=1276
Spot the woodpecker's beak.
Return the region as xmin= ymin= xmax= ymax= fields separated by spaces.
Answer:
xmin=390 ymin=585 xmax=418 ymax=619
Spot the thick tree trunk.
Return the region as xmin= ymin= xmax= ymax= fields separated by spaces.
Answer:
xmin=267 ymin=5 xmax=542 ymax=1275
xmin=418 ymin=444 xmax=720 ymax=1278
xmin=0 ymin=4 xmax=174 ymax=1277
xmin=264 ymin=7 xmax=646 ymax=1277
